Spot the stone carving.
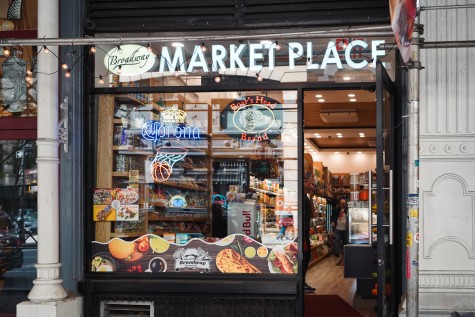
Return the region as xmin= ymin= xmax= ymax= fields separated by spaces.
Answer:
xmin=423 ymin=173 xmax=475 ymax=259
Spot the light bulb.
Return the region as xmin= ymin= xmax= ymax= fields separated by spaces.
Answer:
xmin=147 ymin=43 xmax=152 ymax=53
xmin=275 ymin=41 xmax=281 ymax=51
xmin=90 ymin=46 xmax=96 ymax=54
xmin=43 ymin=46 xmax=49 ymax=54
xmin=368 ymin=59 xmax=374 ymax=68
xmin=200 ymin=41 xmax=207 ymax=52
xmin=117 ymin=65 xmax=122 ymax=74
xmin=214 ymin=74 xmax=221 ymax=83
xmin=98 ymin=75 xmax=104 ymax=85
xmin=174 ymin=68 xmax=179 ymax=77
xmin=25 ymin=76 xmax=32 ymax=83
xmin=61 ymin=63 xmax=68 ymax=70
xmin=256 ymin=73 xmax=263 ymax=82
xmin=65 ymin=69 xmax=71 ymax=78
xmin=26 ymin=69 xmax=33 ymax=76
xmin=306 ymin=58 xmax=311 ymax=66
xmin=342 ymin=42 xmax=348 ymax=49
xmin=3 ymin=47 xmax=10 ymax=57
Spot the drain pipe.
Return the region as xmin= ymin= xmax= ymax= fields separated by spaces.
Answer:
xmin=406 ymin=21 xmax=423 ymax=317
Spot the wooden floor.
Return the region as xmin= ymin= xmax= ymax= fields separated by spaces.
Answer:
xmin=306 ymin=254 xmax=376 ymax=317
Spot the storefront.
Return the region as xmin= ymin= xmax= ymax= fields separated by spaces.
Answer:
xmin=82 ymin=31 xmax=405 ymax=316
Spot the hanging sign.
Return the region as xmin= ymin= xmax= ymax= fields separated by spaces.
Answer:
xmin=105 ymin=44 xmax=156 ymax=75
xmin=390 ymin=0 xmax=417 ymax=63
xmin=220 ymin=96 xmax=282 ymax=142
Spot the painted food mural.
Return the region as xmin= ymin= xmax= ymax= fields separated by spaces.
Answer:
xmin=91 ymin=234 xmax=297 ymax=274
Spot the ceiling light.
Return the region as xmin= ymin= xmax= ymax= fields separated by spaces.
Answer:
xmin=304 ymin=143 xmax=308 ymax=145
xmin=315 ymin=94 xmax=323 ymax=98
xmin=315 ymin=135 xmax=321 ymax=138
xmin=337 ymin=135 xmax=343 ymax=138
xmin=317 ymin=99 xmax=325 ymax=102
xmin=335 ymin=152 xmax=339 ymax=154
xmin=349 ymin=98 xmax=357 ymax=102
xmin=348 ymin=93 xmax=355 ymax=97
xmin=306 ymin=146 xmax=311 ymax=149
xmin=357 ymin=151 xmax=362 ymax=154
xmin=172 ymin=42 xmax=184 ymax=47
xmin=342 ymin=76 xmax=351 ymax=81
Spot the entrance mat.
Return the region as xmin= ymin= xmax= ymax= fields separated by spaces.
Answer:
xmin=305 ymin=294 xmax=363 ymax=317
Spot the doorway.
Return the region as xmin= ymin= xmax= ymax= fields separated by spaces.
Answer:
xmin=302 ymin=65 xmax=401 ymax=317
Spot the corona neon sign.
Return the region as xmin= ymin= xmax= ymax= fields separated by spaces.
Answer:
xmin=142 ymin=121 xmax=201 ymax=141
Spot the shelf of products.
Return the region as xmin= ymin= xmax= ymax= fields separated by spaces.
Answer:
xmin=309 ymin=195 xmax=333 ymax=266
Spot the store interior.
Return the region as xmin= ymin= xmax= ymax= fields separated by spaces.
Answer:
xmin=303 ymin=89 xmax=378 ymax=315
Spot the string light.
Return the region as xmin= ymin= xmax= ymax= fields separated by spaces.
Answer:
xmin=306 ymin=58 xmax=312 ymax=66
xmin=90 ymin=46 xmax=96 ymax=54
xmin=25 ymin=76 xmax=32 ymax=83
xmin=3 ymin=47 xmax=10 ymax=57
xmin=117 ymin=65 xmax=122 ymax=74
xmin=367 ymin=58 xmax=374 ymax=68
xmin=147 ymin=43 xmax=152 ymax=53
xmin=43 ymin=46 xmax=50 ymax=54
xmin=117 ymin=45 xmax=122 ymax=52
xmin=61 ymin=63 xmax=69 ymax=70
xmin=64 ymin=69 xmax=71 ymax=78
xmin=200 ymin=41 xmax=207 ymax=53
xmin=275 ymin=41 xmax=281 ymax=51
xmin=256 ymin=73 xmax=263 ymax=82
xmin=98 ymin=75 xmax=104 ymax=85
xmin=174 ymin=67 xmax=179 ymax=77
xmin=214 ymin=74 xmax=221 ymax=83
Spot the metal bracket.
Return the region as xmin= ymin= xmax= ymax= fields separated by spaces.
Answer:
xmin=59 ymin=96 xmax=69 ymax=153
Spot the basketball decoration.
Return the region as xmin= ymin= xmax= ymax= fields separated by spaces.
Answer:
xmin=151 ymin=161 xmax=172 ymax=182
xmin=150 ymin=147 xmax=188 ymax=183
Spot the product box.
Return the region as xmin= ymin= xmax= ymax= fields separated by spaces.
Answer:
xmin=175 ymin=233 xmax=189 ymax=245
xmin=163 ymin=232 xmax=176 ymax=243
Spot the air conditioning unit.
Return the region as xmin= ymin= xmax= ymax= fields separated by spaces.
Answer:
xmin=320 ymin=109 xmax=358 ymax=123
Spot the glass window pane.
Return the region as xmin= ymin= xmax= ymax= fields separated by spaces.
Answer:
xmin=0 ymin=140 xmax=37 ymax=313
xmin=91 ymin=91 xmax=299 ymax=274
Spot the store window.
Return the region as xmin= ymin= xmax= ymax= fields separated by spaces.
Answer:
xmin=0 ymin=140 xmax=37 ymax=313
xmin=91 ymin=90 xmax=299 ymax=275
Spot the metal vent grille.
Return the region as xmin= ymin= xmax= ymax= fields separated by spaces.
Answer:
xmin=101 ymin=301 xmax=154 ymax=317
xmin=86 ymin=0 xmax=389 ymax=33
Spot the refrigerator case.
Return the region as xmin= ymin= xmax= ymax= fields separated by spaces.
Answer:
xmin=348 ymin=201 xmax=370 ymax=244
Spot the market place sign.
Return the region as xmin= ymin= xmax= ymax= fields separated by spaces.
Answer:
xmin=221 ymin=96 xmax=282 ymax=142
xmin=104 ymin=40 xmax=385 ymax=75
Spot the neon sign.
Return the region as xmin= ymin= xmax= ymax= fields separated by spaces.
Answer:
xmin=150 ymin=147 xmax=188 ymax=182
xmin=142 ymin=121 xmax=201 ymax=141
xmin=221 ymin=96 xmax=282 ymax=142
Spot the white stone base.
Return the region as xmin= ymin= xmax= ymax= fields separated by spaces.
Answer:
xmin=17 ymin=296 xmax=83 ymax=317
xmin=399 ymin=292 xmax=475 ymax=317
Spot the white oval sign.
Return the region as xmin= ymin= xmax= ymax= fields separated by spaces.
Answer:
xmin=104 ymin=44 xmax=156 ymax=76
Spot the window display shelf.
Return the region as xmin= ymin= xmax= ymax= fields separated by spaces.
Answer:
xmin=250 ymin=187 xmax=283 ymax=196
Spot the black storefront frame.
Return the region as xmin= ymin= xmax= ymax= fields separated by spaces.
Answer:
xmin=81 ymin=77 xmax=399 ymax=316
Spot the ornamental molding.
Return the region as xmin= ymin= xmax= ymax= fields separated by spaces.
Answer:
xmin=420 ymin=137 xmax=475 ymax=160
xmin=420 ymin=271 xmax=475 ymax=289
xmin=422 ymin=173 xmax=475 ymax=259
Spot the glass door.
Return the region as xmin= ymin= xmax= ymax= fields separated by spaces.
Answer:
xmin=375 ymin=61 xmax=396 ymax=317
